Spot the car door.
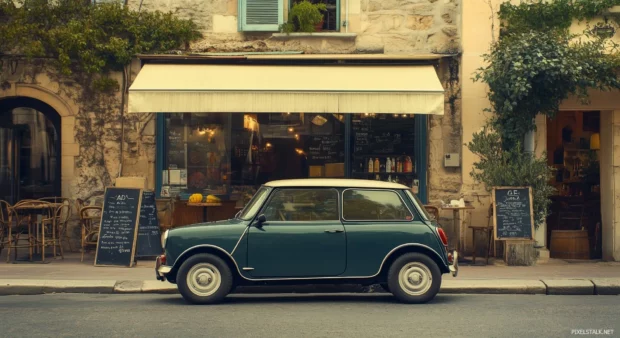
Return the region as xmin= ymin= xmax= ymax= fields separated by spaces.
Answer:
xmin=247 ymin=188 xmax=346 ymax=278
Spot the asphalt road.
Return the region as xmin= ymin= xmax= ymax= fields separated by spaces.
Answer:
xmin=0 ymin=293 xmax=618 ymax=338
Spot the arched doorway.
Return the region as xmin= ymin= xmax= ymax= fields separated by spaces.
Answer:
xmin=0 ymin=97 xmax=61 ymax=204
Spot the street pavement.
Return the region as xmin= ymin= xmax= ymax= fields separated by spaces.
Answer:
xmin=0 ymin=293 xmax=618 ymax=338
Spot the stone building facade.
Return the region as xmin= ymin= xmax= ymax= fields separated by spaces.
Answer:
xmin=0 ymin=0 xmax=464 ymax=249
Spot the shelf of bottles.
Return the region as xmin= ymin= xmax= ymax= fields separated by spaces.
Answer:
xmin=351 ymin=154 xmax=416 ymax=185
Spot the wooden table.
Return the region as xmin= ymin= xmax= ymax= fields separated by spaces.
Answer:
xmin=186 ymin=202 xmax=222 ymax=223
xmin=440 ymin=205 xmax=475 ymax=261
xmin=13 ymin=202 xmax=62 ymax=262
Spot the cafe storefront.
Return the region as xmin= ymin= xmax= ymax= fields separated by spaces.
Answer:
xmin=128 ymin=55 xmax=446 ymax=225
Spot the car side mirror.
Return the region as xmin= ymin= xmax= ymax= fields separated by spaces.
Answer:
xmin=255 ymin=214 xmax=267 ymax=227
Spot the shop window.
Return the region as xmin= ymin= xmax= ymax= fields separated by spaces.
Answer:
xmin=261 ymin=188 xmax=339 ymax=221
xmin=160 ymin=112 xmax=345 ymax=201
xmin=342 ymin=189 xmax=413 ymax=221
xmin=160 ymin=113 xmax=231 ymax=198
xmin=350 ymin=114 xmax=419 ymax=190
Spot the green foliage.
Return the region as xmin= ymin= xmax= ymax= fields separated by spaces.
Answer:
xmin=280 ymin=0 xmax=326 ymax=33
xmin=473 ymin=29 xmax=620 ymax=145
xmin=499 ymin=0 xmax=620 ymax=34
xmin=0 ymin=0 xmax=201 ymax=77
xmin=467 ymin=125 xmax=555 ymax=228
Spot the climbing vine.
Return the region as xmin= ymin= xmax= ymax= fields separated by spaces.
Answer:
xmin=468 ymin=0 xmax=620 ymax=227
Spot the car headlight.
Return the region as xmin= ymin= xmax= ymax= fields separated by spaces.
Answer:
xmin=161 ymin=230 xmax=169 ymax=248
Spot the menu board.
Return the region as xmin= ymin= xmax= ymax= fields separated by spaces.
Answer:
xmin=492 ymin=187 xmax=535 ymax=240
xmin=167 ymin=124 xmax=186 ymax=169
xmin=94 ymin=187 xmax=143 ymax=267
xmin=307 ymin=135 xmax=345 ymax=165
xmin=135 ymin=191 xmax=163 ymax=258
xmin=352 ymin=117 xmax=415 ymax=155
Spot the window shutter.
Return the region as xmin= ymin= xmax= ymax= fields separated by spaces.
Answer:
xmin=239 ymin=0 xmax=283 ymax=32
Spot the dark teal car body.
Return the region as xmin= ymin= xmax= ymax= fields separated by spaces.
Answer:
xmin=156 ymin=179 xmax=458 ymax=304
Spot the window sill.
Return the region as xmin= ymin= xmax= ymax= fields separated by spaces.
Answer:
xmin=271 ymin=32 xmax=357 ymax=40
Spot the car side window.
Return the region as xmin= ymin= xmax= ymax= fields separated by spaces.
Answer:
xmin=261 ymin=188 xmax=339 ymax=222
xmin=342 ymin=189 xmax=413 ymax=221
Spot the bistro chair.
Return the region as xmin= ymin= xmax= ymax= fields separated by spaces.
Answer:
xmin=39 ymin=197 xmax=75 ymax=252
xmin=80 ymin=206 xmax=102 ymax=262
xmin=40 ymin=202 xmax=72 ymax=261
xmin=0 ymin=200 xmax=12 ymax=257
xmin=468 ymin=204 xmax=495 ymax=265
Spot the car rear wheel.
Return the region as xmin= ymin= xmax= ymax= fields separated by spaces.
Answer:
xmin=177 ymin=253 xmax=233 ymax=304
xmin=387 ymin=253 xmax=441 ymax=304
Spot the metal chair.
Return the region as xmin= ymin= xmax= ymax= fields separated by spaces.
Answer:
xmin=423 ymin=205 xmax=440 ymax=221
xmin=468 ymin=204 xmax=495 ymax=265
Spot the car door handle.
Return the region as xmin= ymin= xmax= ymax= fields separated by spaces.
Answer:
xmin=324 ymin=229 xmax=344 ymax=233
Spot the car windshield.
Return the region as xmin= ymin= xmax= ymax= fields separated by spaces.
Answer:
xmin=405 ymin=190 xmax=432 ymax=221
xmin=237 ymin=186 xmax=272 ymax=221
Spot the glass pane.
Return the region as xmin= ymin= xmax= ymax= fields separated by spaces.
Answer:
xmin=161 ymin=113 xmax=231 ymax=199
xmin=238 ymin=186 xmax=271 ymax=220
xmin=350 ymin=114 xmax=418 ymax=188
xmin=229 ymin=113 xmax=345 ymax=200
xmin=262 ymin=189 xmax=339 ymax=221
xmin=0 ymin=107 xmax=60 ymax=202
xmin=343 ymin=189 xmax=413 ymax=221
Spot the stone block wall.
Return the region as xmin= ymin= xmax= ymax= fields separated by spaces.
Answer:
xmin=127 ymin=0 xmax=461 ymax=54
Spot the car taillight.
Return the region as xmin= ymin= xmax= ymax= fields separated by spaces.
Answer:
xmin=437 ymin=227 xmax=449 ymax=247
xmin=159 ymin=254 xmax=166 ymax=265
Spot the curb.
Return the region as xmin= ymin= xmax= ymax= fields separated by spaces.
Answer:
xmin=1 ymin=278 xmax=619 ymax=296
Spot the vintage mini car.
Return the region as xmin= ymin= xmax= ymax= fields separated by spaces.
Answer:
xmin=156 ymin=179 xmax=458 ymax=304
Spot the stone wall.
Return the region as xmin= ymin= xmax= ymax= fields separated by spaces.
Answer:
xmin=127 ymin=0 xmax=461 ymax=54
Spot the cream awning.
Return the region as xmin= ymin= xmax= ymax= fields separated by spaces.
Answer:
xmin=128 ymin=64 xmax=445 ymax=114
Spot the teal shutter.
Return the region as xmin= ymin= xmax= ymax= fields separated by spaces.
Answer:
xmin=239 ymin=0 xmax=283 ymax=32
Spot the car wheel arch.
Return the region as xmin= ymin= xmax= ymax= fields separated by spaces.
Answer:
xmin=170 ymin=246 xmax=241 ymax=283
xmin=379 ymin=245 xmax=449 ymax=280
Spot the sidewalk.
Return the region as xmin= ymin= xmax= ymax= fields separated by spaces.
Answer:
xmin=1 ymin=252 xmax=620 ymax=296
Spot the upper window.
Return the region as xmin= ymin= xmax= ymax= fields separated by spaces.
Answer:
xmin=343 ymin=189 xmax=413 ymax=221
xmin=238 ymin=0 xmax=339 ymax=32
xmin=261 ymin=188 xmax=339 ymax=221
xmin=288 ymin=0 xmax=339 ymax=31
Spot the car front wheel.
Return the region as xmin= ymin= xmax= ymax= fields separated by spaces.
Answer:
xmin=387 ymin=253 xmax=441 ymax=304
xmin=177 ymin=253 xmax=233 ymax=304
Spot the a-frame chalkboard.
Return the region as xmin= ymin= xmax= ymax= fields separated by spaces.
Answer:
xmin=135 ymin=191 xmax=163 ymax=258
xmin=492 ymin=186 xmax=535 ymax=241
xmin=94 ymin=187 xmax=143 ymax=267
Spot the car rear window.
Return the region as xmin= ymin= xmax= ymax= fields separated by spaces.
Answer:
xmin=342 ymin=189 xmax=413 ymax=221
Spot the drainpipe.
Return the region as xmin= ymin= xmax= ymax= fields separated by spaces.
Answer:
xmin=524 ymin=119 xmax=535 ymax=155
xmin=345 ymin=0 xmax=349 ymax=33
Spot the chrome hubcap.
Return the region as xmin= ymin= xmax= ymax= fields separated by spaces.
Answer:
xmin=187 ymin=263 xmax=221 ymax=297
xmin=398 ymin=262 xmax=432 ymax=296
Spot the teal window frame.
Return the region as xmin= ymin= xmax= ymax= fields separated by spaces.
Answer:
xmin=155 ymin=113 xmax=428 ymax=204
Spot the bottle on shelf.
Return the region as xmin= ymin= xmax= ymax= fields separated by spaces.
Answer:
xmin=386 ymin=157 xmax=392 ymax=173
xmin=391 ymin=157 xmax=396 ymax=172
xmin=374 ymin=158 xmax=380 ymax=173
xmin=368 ymin=158 xmax=374 ymax=173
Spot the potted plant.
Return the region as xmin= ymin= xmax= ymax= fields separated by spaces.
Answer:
xmin=280 ymin=0 xmax=327 ymax=33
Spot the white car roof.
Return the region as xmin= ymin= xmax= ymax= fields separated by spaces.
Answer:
xmin=264 ymin=178 xmax=410 ymax=190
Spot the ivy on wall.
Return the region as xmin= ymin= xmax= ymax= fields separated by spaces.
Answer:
xmin=467 ymin=0 xmax=620 ymax=228
xmin=0 ymin=0 xmax=201 ymax=79
xmin=0 ymin=0 xmax=201 ymax=198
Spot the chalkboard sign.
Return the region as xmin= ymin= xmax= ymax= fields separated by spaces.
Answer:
xmin=492 ymin=187 xmax=535 ymax=240
xmin=307 ymin=135 xmax=345 ymax=165
xmin=135 ymin=191 xmax=163 ymax=258
xmin=94 ymin=187 xmax=143 ymax=267
xmin=352 ymin=117 xmax=415 ymax=155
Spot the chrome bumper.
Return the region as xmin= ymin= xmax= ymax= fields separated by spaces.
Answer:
xmin=155 ymin=255 xmax=172 ymax=281
xmin=449 ymin=250 xmax=458 ymax=277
